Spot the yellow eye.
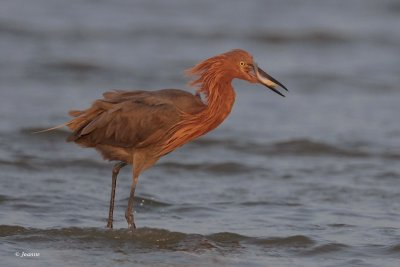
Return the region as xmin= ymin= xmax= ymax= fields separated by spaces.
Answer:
xmin=239 ymin=61 xmax=245 ymax=66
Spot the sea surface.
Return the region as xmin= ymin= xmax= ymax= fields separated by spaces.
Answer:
xmin=1 ymin=0 xmax=400 ymax=266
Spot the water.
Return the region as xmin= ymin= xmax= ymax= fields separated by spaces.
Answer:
xmin=1 ymin=0 xmax=400 ymax=266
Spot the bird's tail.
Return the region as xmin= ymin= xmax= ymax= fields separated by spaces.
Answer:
xmin=33 ymin=108 xmax=89 ymax=134
xmin=33 ymin=122 xmax=72 ymax=134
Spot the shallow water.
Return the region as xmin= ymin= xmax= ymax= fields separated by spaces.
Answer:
xmin=1 ymin=0 xmax=400 ymax=266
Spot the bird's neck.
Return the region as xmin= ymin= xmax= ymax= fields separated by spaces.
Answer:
xmin=158 ymin=76 xmax=236 ymax=156
xmin=197 ymin=78 xmax=236 ymax=127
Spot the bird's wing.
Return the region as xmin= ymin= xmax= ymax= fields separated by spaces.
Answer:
xmin=102 ymin=89 xmax=205 ymax=115
xmin=67 ymin=89 xmax=205 ymax=148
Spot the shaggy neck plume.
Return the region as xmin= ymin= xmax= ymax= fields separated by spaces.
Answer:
xmin=158 ymin=58 xmax=236 ymax=156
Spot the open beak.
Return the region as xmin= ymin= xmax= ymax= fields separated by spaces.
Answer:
xmin=253 ymin=63 xmax=288 ymax=97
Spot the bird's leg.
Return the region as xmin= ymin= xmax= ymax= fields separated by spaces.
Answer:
xmin=106 ymin=161 xmax=127 ymax=229
xmin=125 ymin=152 xmax=151 ymax=230
xmin=125 ymin=173 xmax=139 ymax=230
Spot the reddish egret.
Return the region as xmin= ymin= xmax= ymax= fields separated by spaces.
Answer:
xmin=62 ymin=49 xmax=287 ymax=229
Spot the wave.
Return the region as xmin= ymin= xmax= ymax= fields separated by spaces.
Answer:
xmin=0 ymin=157 xmax=106 ymax=170
xmin=3 ymin=225 xmax=400 ymax=258
xmin=193 ymin=138 xmax=370 ymax=158
xmin=238 ymin=201 xmax=302 ymax=207
xmin=0 ymin=22 xmax=41 ymax=38
xmin=266 ymin=139 xmax=369 ymax=157
xmin=0 ymin=158 xmax=39 ymax=170
xmin=248 ymin=31 xmax=349 ymax=44
xmin=0 ymin=225 xmax=315 ymax=251
xmin=158 ymin=161 xmax=264 ymax=174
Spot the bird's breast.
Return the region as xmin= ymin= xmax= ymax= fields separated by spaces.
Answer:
xmin=157 ymin=89 xmax=235 ymax=156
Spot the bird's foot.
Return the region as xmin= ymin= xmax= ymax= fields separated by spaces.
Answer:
xmin=125 ymin=209 xmax=136 ymax=230
xmin=128 ymin=222 xmax=136 ymax=231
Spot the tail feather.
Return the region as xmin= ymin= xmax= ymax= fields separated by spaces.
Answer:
xmin=34 ymin=108 xmax=93 ymax=135
xmin=33 ymin=122 xmax=72 ymax=134
xmin=35 ymin=99 xmax=107 ymax=142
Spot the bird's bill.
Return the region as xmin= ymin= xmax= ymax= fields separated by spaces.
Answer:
xmin=254 ymin=63 xmax=288 ymax=97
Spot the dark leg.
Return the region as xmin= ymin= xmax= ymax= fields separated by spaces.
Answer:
xmin=125 ymin=174 xmax=139 ymax=230
xmin=106 ymin=161 xmax=127 ymax=229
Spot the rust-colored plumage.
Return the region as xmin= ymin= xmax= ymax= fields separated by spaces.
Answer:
xmin=63 ymin=49 xmax=287 ymax=229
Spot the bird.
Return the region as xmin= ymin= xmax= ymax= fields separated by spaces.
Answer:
xmin=55 ymin=49 xmax=287 ymax=230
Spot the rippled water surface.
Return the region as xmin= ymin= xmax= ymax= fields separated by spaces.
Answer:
xmin=1 ymin=0 xmax=400 ymax=266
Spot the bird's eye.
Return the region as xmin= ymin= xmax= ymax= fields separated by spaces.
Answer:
xmin=239 ymin=61 xmax=245 ymax=66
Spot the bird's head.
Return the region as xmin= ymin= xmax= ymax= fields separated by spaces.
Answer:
xmin=224 ymin=49 xmax=288 ymax=97
xmin=187 ymin=49 xmax=288 ymax=97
